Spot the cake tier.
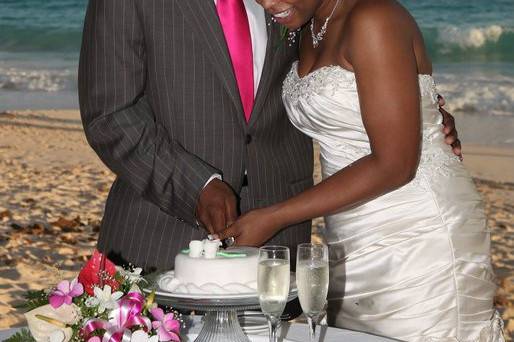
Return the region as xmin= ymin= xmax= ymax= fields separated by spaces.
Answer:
xmin=163 ymin=247 xmax=259 ymax=294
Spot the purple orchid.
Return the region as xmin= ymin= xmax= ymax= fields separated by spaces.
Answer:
xmin=49 ymin=278 xmax=84 ymax=309
xmin=150 ymin=308 xmax=180 ymax=342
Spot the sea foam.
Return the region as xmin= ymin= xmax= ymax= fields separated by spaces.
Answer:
xmin=435 ymin=71 xmax=514 ymax=117
xmin=438 ymin=25 xmax=504 ymax=49
xmin=0 ymin=67 xmax=75 ymax=92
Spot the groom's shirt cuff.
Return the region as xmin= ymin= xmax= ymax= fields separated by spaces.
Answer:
xmin=203 ymin=174 xmax=222 ymax=189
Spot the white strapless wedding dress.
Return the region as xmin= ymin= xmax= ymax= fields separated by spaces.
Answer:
xmin=282 ymin=61 xmax=504 ymax=341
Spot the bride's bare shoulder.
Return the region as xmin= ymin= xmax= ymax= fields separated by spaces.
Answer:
xmin=344 ymin=0 xmax=431 ymax=73
xmin=345 ymin=0 xmax=417 ymax=39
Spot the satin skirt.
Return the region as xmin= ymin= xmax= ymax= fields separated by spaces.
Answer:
xmin=323 ymin=153 xmax=504 ymax=341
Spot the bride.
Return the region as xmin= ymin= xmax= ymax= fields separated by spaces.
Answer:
xmin=217 ymin=0 xmax=504 ymax=340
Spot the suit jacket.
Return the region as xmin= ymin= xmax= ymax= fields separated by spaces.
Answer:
xmin=78 ymin=0 xmax=313 ymax=271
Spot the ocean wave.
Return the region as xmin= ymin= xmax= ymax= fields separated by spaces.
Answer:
xmin=0 ymin=25 xmax=82 ymax=53
xmin=0 ymin=67 xmax=76 ymax=92
xmin=438 ymin=25 xmax=504 ymax=49
xmin=435 ymin=71 xmax=514 ymax=117
xmin=423 ymin=25 xmax=514 ymax=63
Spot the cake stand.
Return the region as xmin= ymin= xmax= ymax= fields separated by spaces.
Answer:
xmin=143 ymin=272 xmax=298 ymax=342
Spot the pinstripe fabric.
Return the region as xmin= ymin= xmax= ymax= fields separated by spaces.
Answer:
xmin=78 ymin=0 xmax=313 ymax=272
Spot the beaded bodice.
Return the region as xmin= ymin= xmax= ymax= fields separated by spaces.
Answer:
xmin=282 ymin=61 xmax=461 ymax=186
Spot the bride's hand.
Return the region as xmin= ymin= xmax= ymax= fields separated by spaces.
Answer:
xmin=437 ymin=94 xmax=462 ymax=159
xmin=215 ymin=207 xmax=282 ymax=247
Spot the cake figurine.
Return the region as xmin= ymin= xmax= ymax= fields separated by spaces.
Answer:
xmin=203 ymin=239 xmax=222 ymax=259
xmin=189 ymin=240 xmax=204 ymax=258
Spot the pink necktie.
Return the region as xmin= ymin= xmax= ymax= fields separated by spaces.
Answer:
xmin=216 ymin=0 xmax=254 ymax=122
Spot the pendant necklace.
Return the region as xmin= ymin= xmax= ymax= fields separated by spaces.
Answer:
xmin=310 ymin=0 xmax=342 ymax=48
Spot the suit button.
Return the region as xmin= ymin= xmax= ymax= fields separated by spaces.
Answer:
xmin=245 ymin=135 xmax=252 ymax=144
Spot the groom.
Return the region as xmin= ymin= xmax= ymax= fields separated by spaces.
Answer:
xmin=78 ymin=0 xmax=460 ymax=272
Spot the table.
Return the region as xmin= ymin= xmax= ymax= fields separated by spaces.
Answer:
xmin=0 ymin=317 xmax=396 ymax=342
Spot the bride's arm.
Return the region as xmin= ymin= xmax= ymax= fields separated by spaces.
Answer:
xmin=218 ymin=2 xmax=423 ymax=246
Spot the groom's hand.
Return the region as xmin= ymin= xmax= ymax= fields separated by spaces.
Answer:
xmin=438 ymin=95 xmax=462 ymax=159
xmin=216 ymin=207 xmax=281 ymax=247
xmin=196 ymin=179 xmax=238 ymax=234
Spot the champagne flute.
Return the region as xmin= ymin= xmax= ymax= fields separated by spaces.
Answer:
xmin=296 ymin=243 xmax=329 ymax=342
xmin=258 ymin=246 xmax=290 ymax=342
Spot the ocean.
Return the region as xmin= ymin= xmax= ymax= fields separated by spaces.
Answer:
xmin=0 ymin=0 xmax=513 ymax=146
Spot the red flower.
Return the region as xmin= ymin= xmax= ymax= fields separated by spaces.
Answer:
xmin=78 ymin=250 xmax=119 ymax=295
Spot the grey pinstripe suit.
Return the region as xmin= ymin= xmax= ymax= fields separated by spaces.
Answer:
xmin=78 ymin=0 xmax=313 ymax=272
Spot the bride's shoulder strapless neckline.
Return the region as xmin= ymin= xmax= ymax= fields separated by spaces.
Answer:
xmin=292 ymin=60 xmax=434 ymax=79
xmin=284 ymin=60 xmax=438 ymax=104
xmin=294 ymin=60 xmax=355 ymax=80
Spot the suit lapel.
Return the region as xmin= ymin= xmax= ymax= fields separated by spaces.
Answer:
xmin=176 ymin=0 xmax=246 ymax=129
xmin=248 ymin=14 xmax=280 ymax=128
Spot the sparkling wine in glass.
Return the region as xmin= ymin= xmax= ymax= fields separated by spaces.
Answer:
xmin=258 ymin=246 xmax=290 ymax=342
xmin=296 ymin=243 xmax=329 ymax=342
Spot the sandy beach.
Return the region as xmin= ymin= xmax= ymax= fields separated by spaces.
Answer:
xmin=0 ymin=109 xmax=513 ymax=338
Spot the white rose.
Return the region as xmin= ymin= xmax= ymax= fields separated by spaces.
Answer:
xmin=25 ymin=304 xmax=79 ymax=342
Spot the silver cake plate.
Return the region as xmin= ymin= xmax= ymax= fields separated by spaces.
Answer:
xmin=143 ymin=272 xmax=298 ymax=342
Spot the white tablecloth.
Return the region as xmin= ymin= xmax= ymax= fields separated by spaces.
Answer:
xmin=0 ymin=317 xmax=395 ymax=342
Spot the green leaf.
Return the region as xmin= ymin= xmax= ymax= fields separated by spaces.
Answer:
xmin=4 ymin=328 xmax=36 ymax=342
xmin=15 ymin=290 xmax=49 ymax=311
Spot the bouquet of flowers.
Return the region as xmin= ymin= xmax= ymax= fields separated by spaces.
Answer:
xmin=8 ymin=250 xmax=181 ymax=342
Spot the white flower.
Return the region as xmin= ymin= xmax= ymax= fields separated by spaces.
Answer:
xmin=116 ymin=266 xmax=144 ymax=284
xmin=49 ymin=330 xmax=69 ymax=342
xmin=25 ymin=304 xmax=78 ymax=342
xmin=129 ymin=283 xmax=142 ymax=294
xmin=130 ymin=330 xmax=159 ymax=342
xmin=84 ymin=296 xmax=99 ymax=308
xmin=92 ymin=285 xmax=123 ymax=314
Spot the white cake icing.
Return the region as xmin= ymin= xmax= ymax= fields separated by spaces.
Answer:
xmin=158 ymin=241 xmax=259 ymax=295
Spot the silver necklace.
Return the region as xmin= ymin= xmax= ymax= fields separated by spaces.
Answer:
xmin=310 ymin=0 xmax=342 ymax=48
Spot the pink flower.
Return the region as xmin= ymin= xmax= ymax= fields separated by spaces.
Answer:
xmin=150 ymin=308 xmax=180 ymax=342
xmin=49 ymin=278 xmax=84 ymax=309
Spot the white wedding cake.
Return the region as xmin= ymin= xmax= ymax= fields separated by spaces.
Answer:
xmin=158 ymin=239 xmax=259 ymax=295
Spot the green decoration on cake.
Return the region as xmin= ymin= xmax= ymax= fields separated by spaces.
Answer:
xmin=180 ymin=248 xmax=246 ymax=258
xmin=217 ymin=251 xmax=247 ymax=258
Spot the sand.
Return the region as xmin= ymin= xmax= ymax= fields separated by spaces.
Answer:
xmin=0 ymin=109 xmax=513 ymax=339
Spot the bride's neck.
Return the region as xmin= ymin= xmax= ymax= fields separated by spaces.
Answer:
xmin=313 ymin=0 xmax=355 ymax=26
xmin=313 ymin=0 xmax=338 ymax=21
xmin=314 ymin=0 xmax=345 ymax=19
